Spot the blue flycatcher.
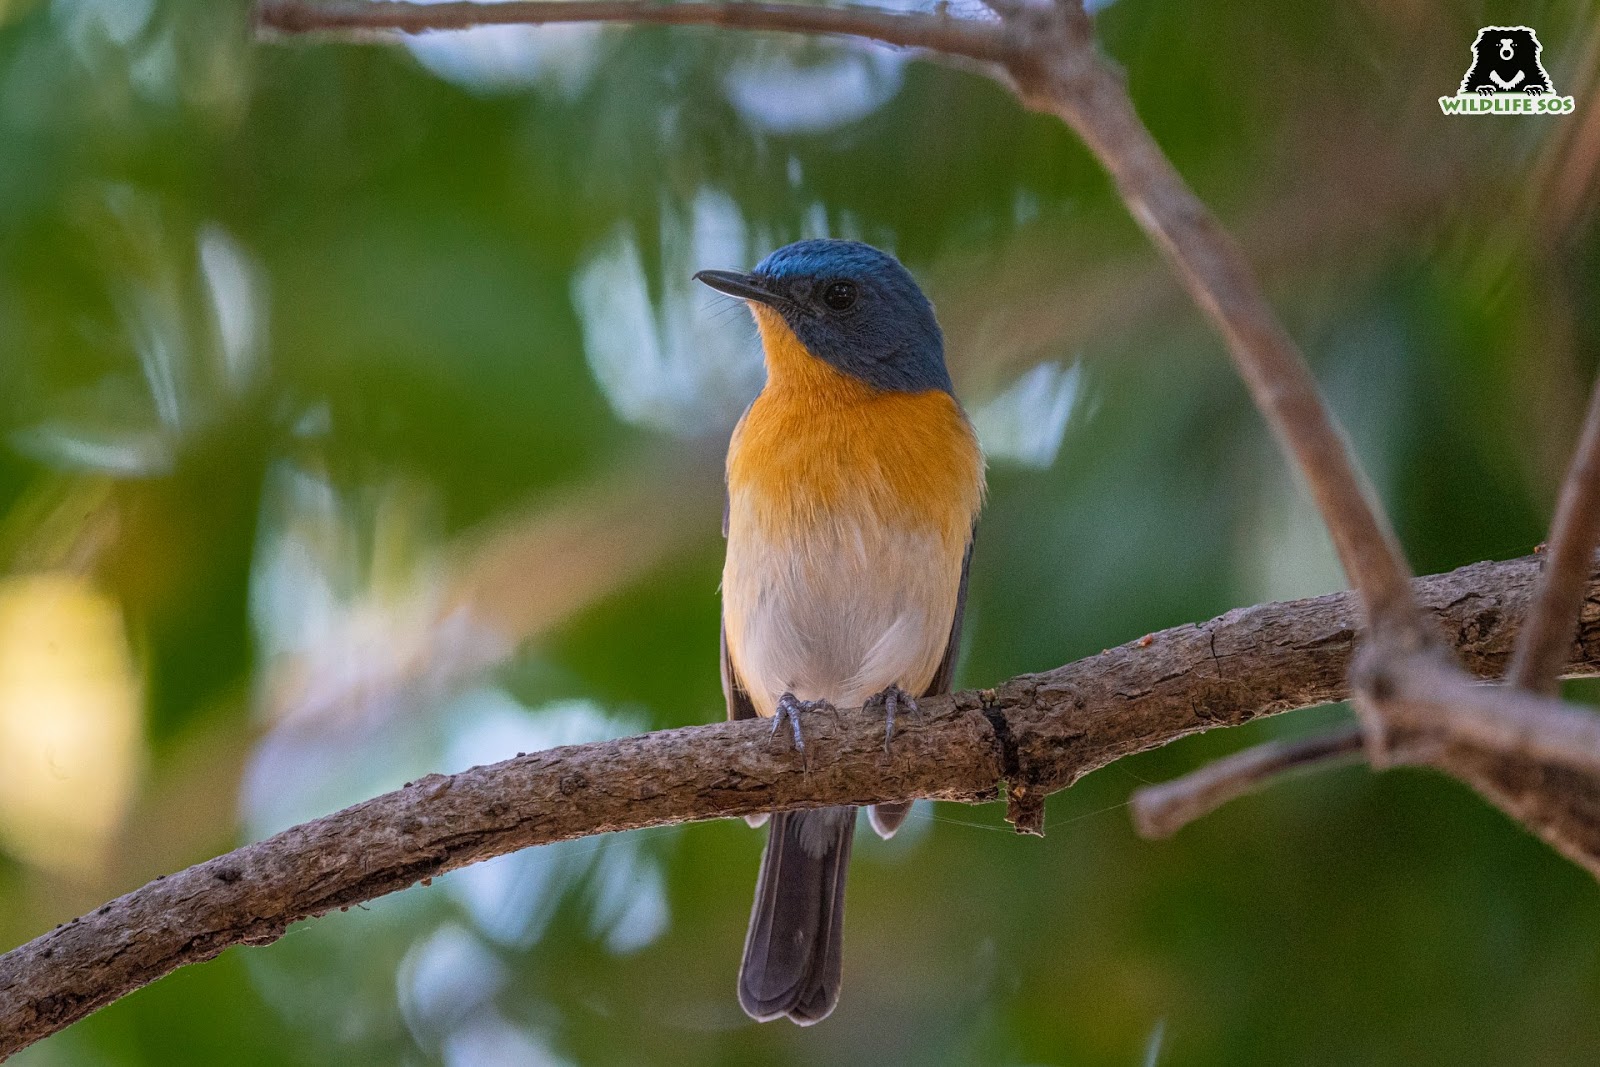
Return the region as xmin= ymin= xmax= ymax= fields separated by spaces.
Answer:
xmin=696 ymin=240 xmax=985 ymax=1025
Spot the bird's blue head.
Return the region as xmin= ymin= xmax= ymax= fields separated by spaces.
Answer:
xmin=695 ymin=239 xmax=951 ymax=393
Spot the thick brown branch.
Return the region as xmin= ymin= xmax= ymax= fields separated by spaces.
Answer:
xmin=2 ymin=554 xmax=1596 ymax=1057
xmin=1131 ymin=725 xmax=1364 ymax=839
xmin=1510 ymin=377 xmax=1600 ymax=693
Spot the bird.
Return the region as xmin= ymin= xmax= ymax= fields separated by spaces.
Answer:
xmin=695 ymin=239 xmax=985 ymax=1026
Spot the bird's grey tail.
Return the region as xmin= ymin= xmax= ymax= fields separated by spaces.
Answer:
xmin=738 ymin=805 xmax=855 ymax=1026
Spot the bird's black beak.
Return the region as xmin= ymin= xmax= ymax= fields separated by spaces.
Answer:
xmin=693 ymin=269 xmax=782 ymax=307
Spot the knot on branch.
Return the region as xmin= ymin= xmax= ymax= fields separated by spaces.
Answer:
xmin=978 ymin=687 xmax=1047 ymax=834
xmin=989 ymin=0 xmax=1103 ymax=109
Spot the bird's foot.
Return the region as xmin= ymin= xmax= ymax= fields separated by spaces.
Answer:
xmin=865 ymin=684 xmax=918 ymax=751
xmin=772 ymin=692 xmax=835 ymax=758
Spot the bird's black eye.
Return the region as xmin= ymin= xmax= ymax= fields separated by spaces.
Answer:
xmin=822 ymin=281 xmax=857 ymax=311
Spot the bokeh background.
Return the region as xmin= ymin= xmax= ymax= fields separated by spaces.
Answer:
xmin=3 ymin=0 xmax=1600 ymax=1062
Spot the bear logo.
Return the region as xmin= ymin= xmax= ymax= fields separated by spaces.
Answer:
xmin=1458 ymin=26 xmax=1554 ymax=96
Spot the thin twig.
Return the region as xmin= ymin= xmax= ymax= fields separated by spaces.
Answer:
xmin=1132 ymin=725 xmax=1364 ymax=839
xmin=1509 ymin=376 xmax=1600 ymax=694
xmin=2 ymin=554 xmax=1596 ymax=1058
xmin=255 ymin=0 xmax=1013 ymax=63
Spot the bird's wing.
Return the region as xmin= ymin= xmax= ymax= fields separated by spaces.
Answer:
xmin=922 ymin=531 xmax=974 ymax=700
xmin=722 ymin=499 xmax=766 ymax=826
xmin=722 ymin=620 xmax=759 ymax=722
xmin=720 ymin=479 xmax=757 ymax=722
xmin=870 ymin=529 xmax=974 ymax=839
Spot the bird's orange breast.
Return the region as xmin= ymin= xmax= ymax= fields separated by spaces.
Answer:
xmin=727 ymin=307 xmax=985 ymax=543
xmin=721 ymin=307 xmax=984 ymax=715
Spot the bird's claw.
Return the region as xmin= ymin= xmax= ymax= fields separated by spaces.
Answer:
xmin=772 ymin=693 xmax=834 ymax=758
xmin=865 ymin=684 xmax=918 ymax=751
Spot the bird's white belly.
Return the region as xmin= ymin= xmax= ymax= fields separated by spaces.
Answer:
xmin=723 ymin=514 xmax=959 ymax=718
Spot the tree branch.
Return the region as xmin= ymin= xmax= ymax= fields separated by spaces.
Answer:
xmin=1131 ymin=725 xmax=1364 ymax=840
xmin=1509 ymin=377 xmax=1600 ymax=693
xmin=1365 ymin=656 xmax=1600 ymax=777
xmin=255 ymin=0 xmax=1014 ymax=63
xmin=1133 ymin=709 xmax=1600 ymax=880
xmin=2 ymin=554 xmax=1597 ymax=1057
